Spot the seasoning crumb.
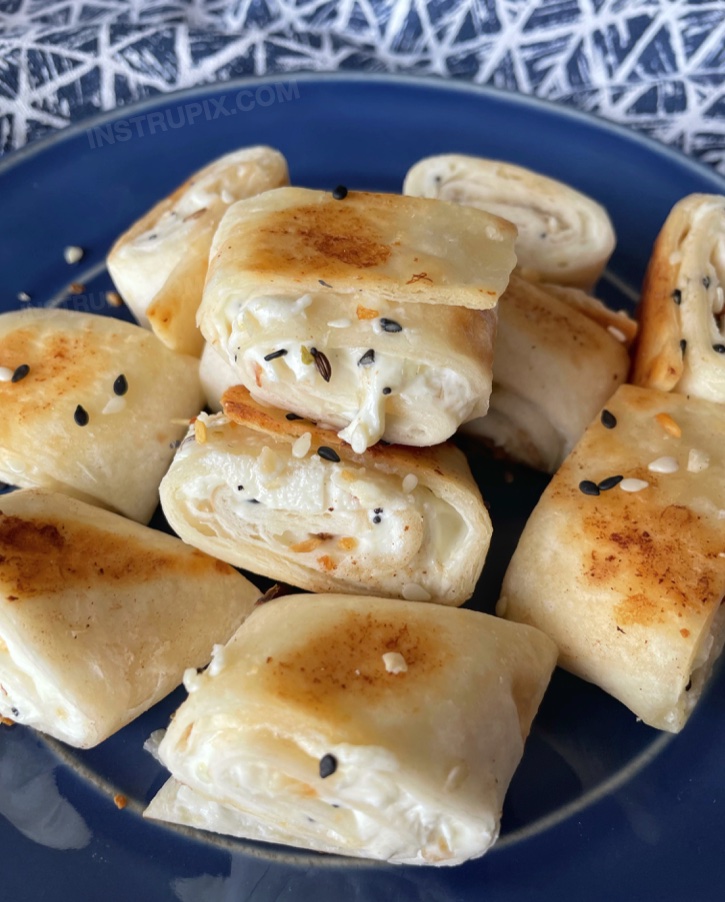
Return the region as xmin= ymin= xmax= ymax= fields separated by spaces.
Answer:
xmin=74 ymin=404 xmax=89 ymax=427
xmin=194 ymin=418 xmax=207 ymax=444
xmin=655 ymin=412 xmax=682 ymax=438
xmin=11 ymin=364 xmax=30 ymax=383
xmin=382 ymin=652 xmax=408 ymax=674
xmin=68 ymin=281 xmax=85 ymax=295
xmin=317 ymin=446 xmax=341 ymax=463
xmin=0 ymin=715 xmax=14 ymax=727
xmin=113 ymin=793 xmax=128 ymax=810
xmin=598 ymin=474 xmax=623 ymax=492
xmin=64 ymin=245 xmax=84 ymax=265
xmin=356 ymin=305 xmax=379 ymax=320
xmin=620 ymin=478 xmax=649 ymax=493
xmin=338 ymin=536 xmax=357 ymax=551
xmin=290 ymin=537 xmax=323 ymax=553
xmin=310 ymin=347 xmax=332 ymax=382
xmin=319 ymin=754 xmax=338 ymax=778
xmin=113 ymin=374 xmax=128 ymax=396
xmin=292 ymin=431 xmax=312 ymax=458
xmin=687 ymin=448 xmax=710 ymax=473
xmin=648 ymin=456 xmax=678 ymax=474
xmin=106 ymin=290 xmax=123 ymax=307
xmin=578 ymin=480 xmax=600 ymax=496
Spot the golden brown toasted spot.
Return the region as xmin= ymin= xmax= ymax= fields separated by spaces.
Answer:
xmin=0 ymin=512 xmax=235 ymax=599
xmin=260 ymin=610 xmax=448 ymax=718
xmin=243 ymin=202 xmax=391 ymax=277
xmin=582 ymin=501 xmax=725 ymax=626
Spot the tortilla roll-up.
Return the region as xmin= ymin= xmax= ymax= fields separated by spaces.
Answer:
xmin=197 ymin=186 xmax=515 ymax=451
xmin=0 ymin=488 xmax=261 ymax=748
xmin=631 ymin=193 xmax=725 ymax=401
xmin=144 ymin=594 xmax=557 ymax=865
xmin=107 ymin=146 xmax=289 ymax=355
xmin=462 ymin=275 xmax=631 ymax=472
xmin=498 ymin=384 xmax=725 ymax=732
xmin=403 ymin=154 xmax=615 ymax=290
xmin=159 ymin=386 xmax=491 ymax=605
xmin=0 ymin=308 xmax=203 ymax=523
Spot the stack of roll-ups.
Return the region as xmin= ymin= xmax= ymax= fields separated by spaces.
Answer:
xmin=146 ymin=177 xmax=572 ymax=864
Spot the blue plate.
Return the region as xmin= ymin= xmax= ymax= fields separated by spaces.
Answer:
xmin=1 ymin=74 xmax=724 ymax=902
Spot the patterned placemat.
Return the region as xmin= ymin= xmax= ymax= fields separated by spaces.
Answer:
xmin=1 ymin=0 xmax=724 ymax=174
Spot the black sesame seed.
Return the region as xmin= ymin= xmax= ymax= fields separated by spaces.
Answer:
xmin=318 ymin=446 xmax=341 ymax=463
xmin=310 ymin=347 xmax=332 ymax=382
xmin=703 ymin=276 xmax=711 ymax=289
xmin=600 ymin=409 xmax=617 ymax=429
xmin=372 ymin=515 xmax=382 ymax=524
xmin=357 ymin=349 xmax=375 ymax=367
xmin=263 ymin=349 xmax=288 ymax=361
xmin=713 ymin=344 xmax=725 ymax=354
xmin=318 ymin=279 xmax=333 ymax=288
xmin=598 ymin=474 xmax=624 ymax=492
xmin=680 ymin=339 xmax=687 ymax=354
xmin=332 ymin=185 xmax=348 ymax=200
xmin=319 ymin=754 xmax=338 ymax=778
xmin=237 ymin=485 xmax=244 ymax=491
xmin=382 ymin=387 xmax=392 ymax=395
xmin=672 ymin=289 xmax=682 ymax=305
xmin=11 ymin=707 xmax=19 ymax=717
xmin=247 ymin=498 xmax=260 ymax=504
xmin=74 ymin=405 xmax=89 ymax=427
xmin=113 ymin=374 xmax=128 ymax=396
xmin=10 ymin=364 xmax=30 ymax=383
xmin=374 ymin=508 xmax=383 ymax=513
xmin=685 ymin=678 xmax=692 ymax=692
xmin=379 ymin=318 xmax=403 ymax=333
xmin=579 ymin=480 xmax=600 ymax=496
xmin=286 ymin=412 xmax=303 ymax=420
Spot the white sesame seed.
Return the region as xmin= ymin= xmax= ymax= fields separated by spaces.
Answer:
xmin=382 ymin=652 xmax=408 ymax=674
xmin=402 ymin=583 xmax=431 ymax=601
xmin=221 ymin=189 xmax=234 ymax=205
xmin=0 ymin=367 xmax=14 ymax=382
xmin=292 ymin=431 xmax=312 ymax=458
xmin=620 ymin=478 xmax=649 ymax=493
xmin=63 ymin=245 xmax=84 ymax=264
xmin=327 ymin=318 xmax=352 ymax=328
xmin=102 ymin=396 xmax=126 ymax=415
xmin=648 ymin=456 xmax=679 ymax=474
xmin=607 ymin=325 xmax=627 ymax=343
xmin=17 ymin=291 xmax=31 ymax=303
xmin=402 ymin=473 xmax=418 ymax=493
xmin=687 ymin=449 xmax=710 ymax=473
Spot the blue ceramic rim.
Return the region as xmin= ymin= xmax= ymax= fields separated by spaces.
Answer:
xmin=2 ymin=71 xmax=725 ymax=194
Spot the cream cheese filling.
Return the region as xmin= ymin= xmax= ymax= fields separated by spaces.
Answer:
xmin=224 ymin=291 xmax=483 ymax=451
xmin=172 ymin=418 xmax=469 ymax=598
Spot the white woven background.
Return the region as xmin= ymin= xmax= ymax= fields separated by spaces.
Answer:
xmin=0 ymin=0 xmax=724 ymax=174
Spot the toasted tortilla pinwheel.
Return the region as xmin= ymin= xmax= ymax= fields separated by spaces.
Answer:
xmin=197 ymin=186 xmax=516 ymax=451
xmin=159 ymin=386 xmax=491 ymax=605
xmin=498 ymin=384 xmax=725 ymax=732
xmin=462 ymin=274 xmax=632 ymax=472
xmin=0 ymin=308 xmax=203 ymax=523
xmin=144 ymin=594 xmax=557 ymax=865
xmin=107 ymin=146 xmax=289 ymax=355
xmin=403 ymin=154 xmax=615 ymax=290
xmin=631 ymin=193 xmax=725 ymax=401
xmin=0 ymin=489 xmax=261 ymax=748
